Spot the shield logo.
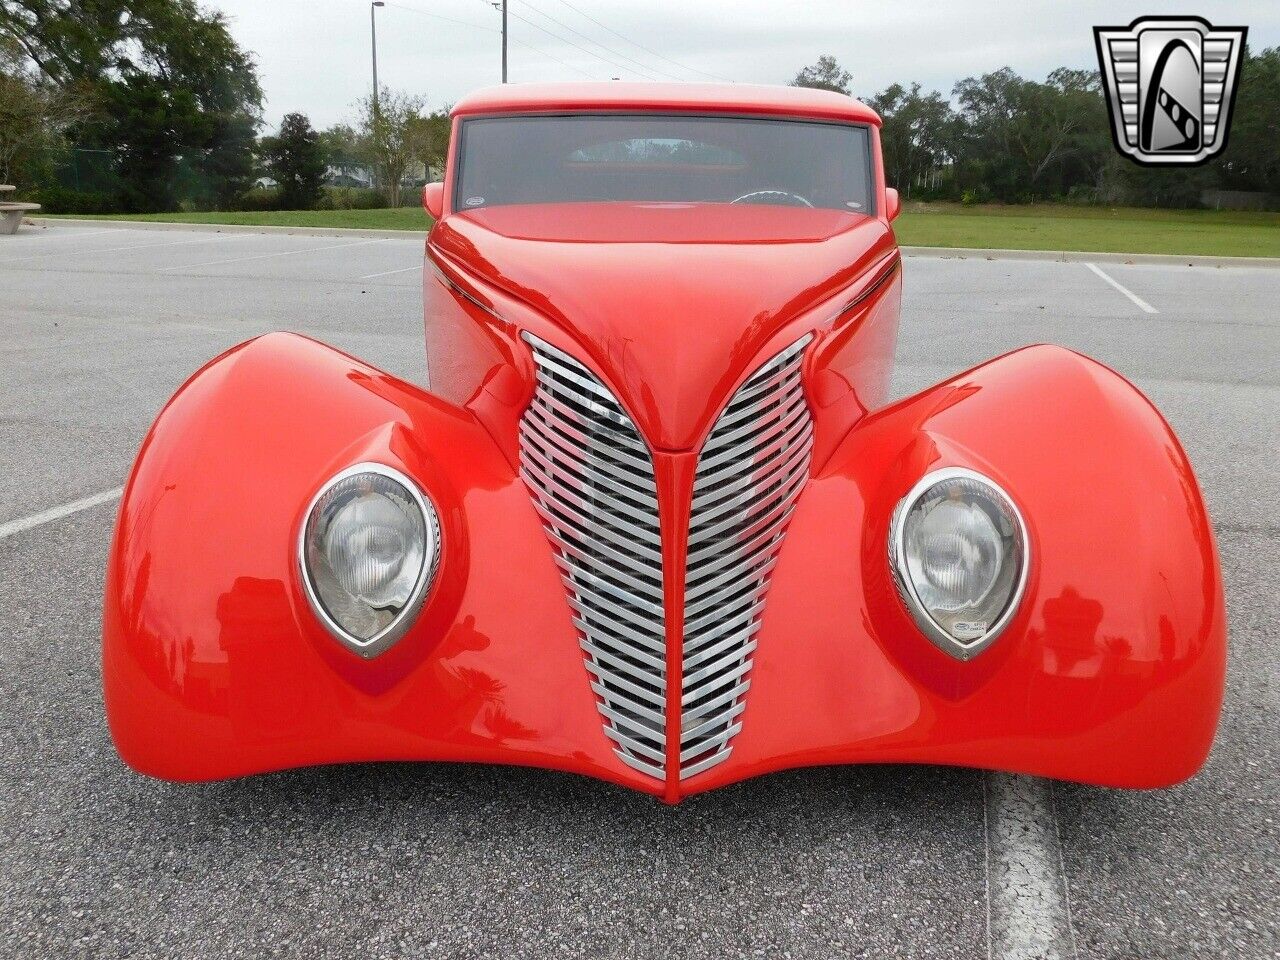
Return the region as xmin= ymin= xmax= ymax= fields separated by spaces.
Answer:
xmin=1094 ymin=16 xmax=1247 ymax=166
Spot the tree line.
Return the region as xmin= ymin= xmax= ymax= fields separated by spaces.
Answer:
xmin=3 ymin=2 xmax=1277 ymax=213
xmin=0 ymin=0 xmax=449 ymax=213
xmin=791 ymin=53 xmax=1280 ymax=207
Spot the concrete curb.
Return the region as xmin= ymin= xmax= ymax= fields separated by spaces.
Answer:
xmin=27 ymin=218 xmax=1280 ymax=268
xmin=900 ymin=245 xmax=1280 ymax=269
xmin=28 ymin=217 xmax=428 ymax=240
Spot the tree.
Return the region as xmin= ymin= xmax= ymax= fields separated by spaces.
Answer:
xmin=407 ymin=109 xmax=451 ymax=181
xmin=790 ymin=55 xmax=852 ymax=95
xmin=356 ymin=86 xmax=425 ymax=206
xmin=1 ymin=0 xmax=263 ymax=210
xmin=195 ymin=109 xmax=260 ymax=209
xmin=0 ymin=34 xmax=90 ymax=185
xmin=264 ymin=112 xmax=325 ymax=209
xmin=1216 ymin=45 xmax=1280 ymax=194
xmin=865 ymin=82 xmax=957 ymax=196
xmin=951 ymin=67 xmax=1107 ymax=201
xmin=1039 ymin=68 xmax=1112 ymax=199
xmin=318 ymin=123 xmax=364 ymax=183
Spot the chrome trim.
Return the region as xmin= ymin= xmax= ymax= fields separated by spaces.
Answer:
xmin=297 ymin=462 xmax=442 ymax=660
xmin=888 ymin=466 xmax=1030 ymax=661
xmin=428 ymin=260 xmax=504 ymax=321
xmin=520 ymin=331 xmax=814 ymax=784
xmin=679 ymin=335 xmax=813 ymax=779
xmin=828 ymin=255 xmax=900 ymax=323
xmin=520 ymin=333 xmax=668 ymax=781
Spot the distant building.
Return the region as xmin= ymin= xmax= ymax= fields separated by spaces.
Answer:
xmin=325 ymin=165 xmax=373 ymax=188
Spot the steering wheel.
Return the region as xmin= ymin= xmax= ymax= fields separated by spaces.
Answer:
xmin=730 ymin=190 xmax=814 ymax=208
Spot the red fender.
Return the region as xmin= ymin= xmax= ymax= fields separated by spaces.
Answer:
xmin=688 ymin=343 xmax=1225 ymax=794
xmin=102 ymin=332 xmax=663 ymax=796
xmin=104 ymin=336 xmax=1224 ymax=797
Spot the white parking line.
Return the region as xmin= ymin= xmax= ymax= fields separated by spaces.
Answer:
xmin=0 ymin=228 xmax=117 ymax=245
xmin=1084 ymin=262 xmax=1159 ymax=314
xmin=0 ymin=233 xmax=245 ymax=265
xmin=0 ymin=487 xmax=123 ymax=541
xmin=359 ymin=264 xmax=422 ymax=280
xmin=985 ymin=773 xmax=1079 ymax=960
xmin=158 ymin=237 xmax=390 ymax=272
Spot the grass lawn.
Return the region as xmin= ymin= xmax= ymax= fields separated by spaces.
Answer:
xmin=44 ymin=202 xmax=1280 ymax=257
xmin=43 ymin=207 xmax=435 ymax=231
xmin=893 ymin=203 xmax=1280 ymax=258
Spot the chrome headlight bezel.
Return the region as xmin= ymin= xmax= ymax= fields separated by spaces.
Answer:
xmin=889 ymin=467 xmax=1029 ymax=661
xmin=298 ymin=462 xmax=441 ymax=659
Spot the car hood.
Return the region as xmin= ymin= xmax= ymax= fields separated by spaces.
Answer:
xmin=429 ymin=202 xmax=896 ymax=450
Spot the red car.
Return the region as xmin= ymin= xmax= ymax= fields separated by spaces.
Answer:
xmin=103 ymin=83 xmax=1225 ymax=802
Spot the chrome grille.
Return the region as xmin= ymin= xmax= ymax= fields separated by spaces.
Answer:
xmin=519 ymin=334 xmax=668 ymax=779
xmin=680 ymin=336 xmax=813 ymax=779
xmin=519 ymin=332 xmax=813 ymax=784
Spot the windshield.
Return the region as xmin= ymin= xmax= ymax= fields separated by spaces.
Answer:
xmin=454 ymin=114 xmax=875 ymax=214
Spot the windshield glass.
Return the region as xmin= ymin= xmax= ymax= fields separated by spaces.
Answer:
xmin=454 ymin=114 xmax=874 ymax=214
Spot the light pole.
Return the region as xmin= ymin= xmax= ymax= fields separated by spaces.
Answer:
xmin=370 ymin=1 xmax=385 ymax=115
xmin=490 ymin=0 xmax=507 ymax=82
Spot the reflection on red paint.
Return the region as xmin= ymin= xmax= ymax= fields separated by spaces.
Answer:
xmin=102 ymin=84 xmax=1225 ymax=799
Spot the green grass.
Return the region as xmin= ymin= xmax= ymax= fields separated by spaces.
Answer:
xmin=44 ymin=207 xmax=434 ymax=231
xmin=895 ymin=203 xmax=1280 ymax=257
xmin=44 ymin=202 xmax=1280 ymax=257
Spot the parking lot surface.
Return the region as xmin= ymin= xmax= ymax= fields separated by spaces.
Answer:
xmin=1 ymin=223 xmax=1276 ymax=959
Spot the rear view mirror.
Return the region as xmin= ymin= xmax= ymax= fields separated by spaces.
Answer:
xmin=423 ymin=182 xmax=444 ymax=220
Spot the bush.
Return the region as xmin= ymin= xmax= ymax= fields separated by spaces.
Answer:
xmin=318 ymin=186 xmax=388 ymax=210
xmin=234 ymin=187 xmax=281 ymax=211
xmin=1064 ymin=184 xmax=1101 ymax=205
xmin=27 ymin=186 xmax=121 ymax=214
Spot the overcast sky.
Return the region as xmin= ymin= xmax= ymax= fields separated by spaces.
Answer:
xmin=206 ymin=0 xmax=1280 ymax=131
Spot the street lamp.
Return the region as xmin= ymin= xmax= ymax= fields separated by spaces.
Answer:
xmin=371 ymin=1 xmax=385 ymax=114
xmin=489 ymin=1 xmax=507 ymax=83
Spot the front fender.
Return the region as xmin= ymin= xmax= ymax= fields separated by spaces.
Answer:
xmin=695 ymin=344 xmax=1225 ymax=794
xmin=102 ymin=333 xmax=659 ymax=795
xmin=106 ymin=336 xmax=1225 ymax=798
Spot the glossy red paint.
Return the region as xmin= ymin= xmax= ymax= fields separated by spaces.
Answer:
xmin=103 ymin=333 xmax=664 ymax=795
xmin=422 ymin=182 xmax=444 ymax=220
xmin=429 ymin=203 xmax=899 ymax=451
xmin=104 ymin=83 xmax=1225 ymax=799
xmin=450 ymin=82 xmax=882 ymax=127
xmin=687 ymin=345 xmax=1225 ymax=794
xmin=884 ymin=186 xmax=901 ymax=221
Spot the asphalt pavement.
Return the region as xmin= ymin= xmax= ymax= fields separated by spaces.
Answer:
xmin=0 ymin=222 xmax=1276 ymax=959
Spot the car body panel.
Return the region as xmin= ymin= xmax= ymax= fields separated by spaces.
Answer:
xmin=688 ymin=344 xmax=1224 ymax=794
xmin=449 ymin=81 xmax=883 ymax=127
xmin=103 ymin=333 xmax=1224 ymax=796
xmin=428 ymin=203 xmax=898 ymax=451
xmin=102 ymin=334 xmax=663 ymax=794
xmin=103 ymin=82 xmax=1225 ymax=800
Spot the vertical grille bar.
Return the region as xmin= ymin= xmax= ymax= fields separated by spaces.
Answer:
xmin=680 ymin=336 xmax=814 ymax=779
xmin=519 ymin=334 xmax=668 ymax=779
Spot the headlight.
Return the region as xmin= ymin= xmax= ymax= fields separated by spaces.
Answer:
xmin=299 ymin=463 xmax=441 ymax=657
xmin=889 ymin=467 xmax=1028 ymax=659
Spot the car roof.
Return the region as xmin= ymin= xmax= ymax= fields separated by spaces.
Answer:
xmin=451 ymin=82 xmax=881 ymax=126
